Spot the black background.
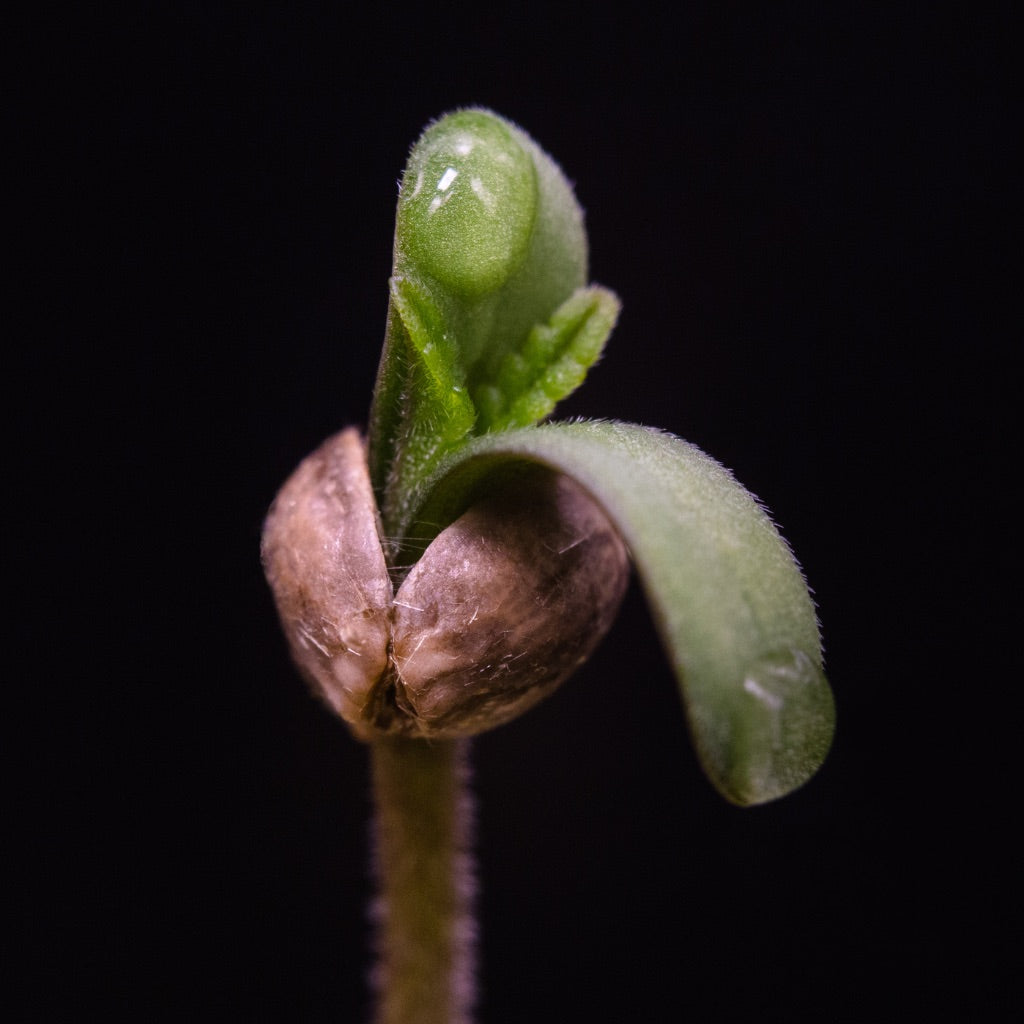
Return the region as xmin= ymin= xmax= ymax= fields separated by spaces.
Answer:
xmin=20 ymin=4 xmax=1014 ymax=1021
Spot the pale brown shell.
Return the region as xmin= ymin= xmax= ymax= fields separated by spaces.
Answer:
xmin=262 ymin=430 xmax=629 ymax=740
xmin=261 ymin=429 xmax=393 ymax=733
xmin=390 ymin=472 xmax=629 ymax=737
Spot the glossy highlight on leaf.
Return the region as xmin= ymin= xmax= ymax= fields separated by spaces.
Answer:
xmin=396 ymin=110 xmax=537 ymax=298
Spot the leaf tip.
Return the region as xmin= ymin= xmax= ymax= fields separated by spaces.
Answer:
xmin=700 ymin=648 xmax=835 ymax=807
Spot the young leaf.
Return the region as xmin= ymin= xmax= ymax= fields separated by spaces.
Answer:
xmin=389 ymin=277 xmax=468 ymax=412
xmin=364 ymin=278 xmax=477 ymax=541
xmin=395 ymin=110 xmax=538 ymax=301
xmin=474 ymin=286 xmax=620 ymax=433
xmin=369 ymin=109 xmax=602 ymax=530
xmin=402 ymin=420 xmax=834 ymax=806
xmin=390 ymin=108 xmax=588 ymax=384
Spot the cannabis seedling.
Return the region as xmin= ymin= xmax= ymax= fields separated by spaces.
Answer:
xmin=262 ymin=109 xmax=834 ymax=1024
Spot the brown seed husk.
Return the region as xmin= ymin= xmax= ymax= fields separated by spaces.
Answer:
xmin=389 ymin=470 xmax=629 ymax=738
xmin=261 ymin=428 xmax=393 ymax=735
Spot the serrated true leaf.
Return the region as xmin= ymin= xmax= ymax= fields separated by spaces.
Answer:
xmin=474 ymin=286 xmax=620 ymax=433
xmin=389 ymin=276 xmax=475 ymax=434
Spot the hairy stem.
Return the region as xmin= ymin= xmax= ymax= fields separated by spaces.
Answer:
xmin=370 ymin=736 xmax=476 ymax=1024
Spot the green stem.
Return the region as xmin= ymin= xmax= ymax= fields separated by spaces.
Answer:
xmin=370 ymin=736 xmax=476 ymax=1024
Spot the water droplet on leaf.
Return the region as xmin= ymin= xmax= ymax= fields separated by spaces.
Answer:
xmin=397 ymin=110 xmax=537 ymax=296
xmin=707 ymin=649 xmax=835 ymax=806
